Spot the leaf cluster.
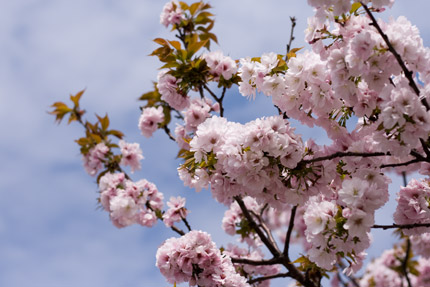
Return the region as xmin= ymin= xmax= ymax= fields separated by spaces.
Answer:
xmin=50 ymin=90 xmax=126 ymax=182
xmin=50 ymin=90 xmax=86 ymax=124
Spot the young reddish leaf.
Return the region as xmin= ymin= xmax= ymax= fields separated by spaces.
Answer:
xmin=139 ymin=91 xmax=156 ymax=101
xmin=70 ymin=89 xmax=85 ymax=107
xmin=108 ymin=129 xmax=124 ymax=139
xmin=287 ymin=47 xmax=303 ymax=59
xmin=187 ymin=39 xmax=208 ymax=57
xmin=179 ymin=1 xmax=189 ymax=10
xmin=96 ymin=114 xmax=109 ymax=131
xmin=168 ymin=40 xmax=182 ymax=50
xmin=153 ymin=38 xmax=169 ymax=46
xmin=189 ymin=2 xmax=203 ymax=16
xmin=160 ymin=62 xmax=180 ymax=69
xmin=89 ymin=133 xmax=103 ymax=143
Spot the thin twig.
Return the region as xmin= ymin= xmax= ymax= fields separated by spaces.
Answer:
xmin=372 ymin=222 xmax=430 ymax=230
xmin=163 ymin=125 xmax=176 ymax=142
xmin=248 ymin=272 xmax=291 ymax=284
xmin=250 ymin=210 xmax=280 ymax=254
xmin=302 ymin=151 xmax=388 ymax=164
xmin=420 ymin=138 xmax=430 ymax=158
xmin=231 ymin=257 xmax=281 ymax=266
xmin=402 ymin=171 xmax=408 ymax=187
xmin=170 ymin=225 xmax=185 ymax=236
xmin=182 ymin=217 xmax=192 ymax=232
xmin=286 ymin=17 xmax=297 ymax=58
xmin=361 ymin=2 xmax=430 ymax=111
xmin=380 ymin=159 xmax=421 ymax=169
xmin=401 ymin=239 xmax=413 ymax=287
xmin=234 ymin=196 xmax=281 ymax=257
xmin=283 ymin=205 xmax=297 ymax=259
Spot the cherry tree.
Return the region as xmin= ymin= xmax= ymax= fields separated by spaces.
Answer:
xmin=50 ymin=0 xmax=430 ymax=286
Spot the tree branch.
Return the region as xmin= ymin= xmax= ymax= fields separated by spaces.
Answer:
xmin=361 ymin=2 xmax=430 ymax=111
xmin=302 ymin=151 xmax=388 ymax=164
xmin=231 ymin=257 xmax=281 ymax=266
xmin=234 ymin=196 xmax=281 ymax=257
xmin=163 ymin=125 xmax=176 ymax=142
xmin=181 ymin=217 xmax=192 ymax=232
xmin=170 ymin=225 xmax=185 ymax=236
xmin=283 ymin=205 xmax=297 ymax=259
xmin=286 ymin=17 xmax=297 ymax=58
xmin=250 ymin=210 xmax=280 ymax=254
xmin=203 ymin=84 xmax=225 ymax=117
xmin=380 ymin=158 xmax=421 ymax=169
xmin=372 ymin=222 xmax=430 ymax=230
xmin=248 ymin=272 xmax=291 ymax=284
xmin=401 ymin=239 xmax=413 ymax=287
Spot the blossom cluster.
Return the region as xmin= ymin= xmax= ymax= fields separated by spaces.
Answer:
xmin=82 ymin=142 xmax=109 ymax=176
xmin=237 ymin=11 xmax=430 ymax=162
xmin=98 ymin=172 xmax=164 ymax=228
xmin=394 ymin=179 xmax=430 ymax=236
xmin=307 ymin=0 xmax=394 ymax=18
xmin=138 ymin=106 xmax=165 ymax=138
xmin=180 ymin=115 xmax=306 ymax=206
xmin=82 ymin=140 xmax=144 ymax=176
xmin=203 ymin=50 xmax=237 ymax=81
xmin=156 ymin=230 xmax=250 ymax=287
xmin=157 ymin=70 xmax=190 ymax=111
xmin=303 ymin=170 xmax=389 ymax=271
xmin=358 ymin=246 xmax=430 ymax=287
xmin=162 ymin=196 xmax=189 ymax=227
xmin=359 ymin=247 xmax=411 ymax=287
xmin=160 ymin=0 xmax=183 ymax=27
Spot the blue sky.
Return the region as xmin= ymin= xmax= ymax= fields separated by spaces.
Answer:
xmin=2 ymin=1 xmax=430 ymax=286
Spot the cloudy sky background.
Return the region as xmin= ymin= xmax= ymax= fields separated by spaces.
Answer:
xmin=2 ymin=1 xmax=430 ymax=286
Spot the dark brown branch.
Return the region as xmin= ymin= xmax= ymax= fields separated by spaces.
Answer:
xmin=372 ymin=222 xmax=430 ymax=230
xmin=234 ymin=199 xmax=314 ymax=286
xmin=234 ymin=196 xmax=281 ymax=257
xmin=248 ymin=272 xmax=291 ymax=284
xmin=410 ymin=149 xmax=427 ymax=161
xmin=250 ymin=210 xmax=281 ymax=254
xmin=302 ymin=151 xmax=388 ymax=164
xmin=182 ymin=217 xmax=192 ymax=232
xmin=420 ymin=138 xmax=430 ymax=158
xmin=361 ymin=2 xmax=430 ymax=111
xmin=219 ymin=86 xmax=226 ymax=117
xmin=286 ymin=17 xmax=297 ymax=58
xmin=203 ymin=84 xmax=225 ymax=117
xmin=203 ymin=84 xmax=218 ymax=100
xmin=170 ymin=225 xmax=185 ymax=236
xmin=283 ymin=205 xmax=297 ymax=259
xmin=401 ymin=239 xmax=413 ymax=287
xmin=163 ymin=125 xmax=176 ymax=142
xmin=380 ymin=159 xmax=421 ymax=169
xmin=231 ymin=257 xmax=281 ymax=266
